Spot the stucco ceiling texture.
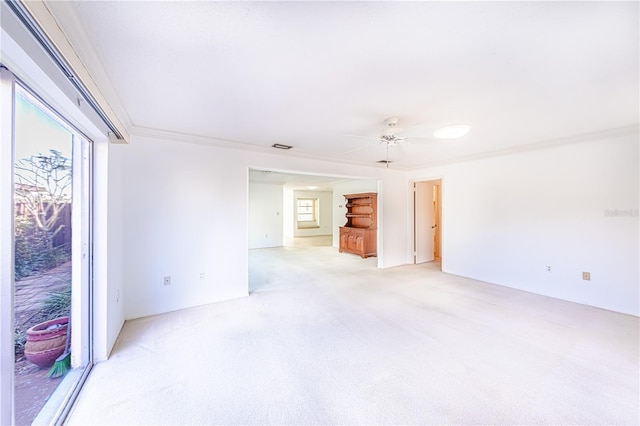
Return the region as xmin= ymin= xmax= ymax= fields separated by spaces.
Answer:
xmin=61 ymin=1 xmax=638 ymax=169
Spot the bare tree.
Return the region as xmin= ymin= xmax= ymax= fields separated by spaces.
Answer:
xmin=15 ymin=149 xmax=72 ymax=250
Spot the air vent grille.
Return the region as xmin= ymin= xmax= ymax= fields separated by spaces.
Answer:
xmin=272 ymin=143 xmax=293 ymax=150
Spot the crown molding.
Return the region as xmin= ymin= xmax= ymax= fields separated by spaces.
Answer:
xmin=131 ymin=124 xmax=639 ymax=172
xmin=409 ymin=124 xmax=640 ymax=170
xmin=129 ymin=125 xmax=391 ymax=170
xmin=131 ymin=125 xmax=268 ymax=151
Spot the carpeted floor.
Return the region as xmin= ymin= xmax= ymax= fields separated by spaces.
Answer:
xmin=67 ymin=245 xmax=639 ymax=425
xmin=283 ymin=235 xmax=333 ymax=247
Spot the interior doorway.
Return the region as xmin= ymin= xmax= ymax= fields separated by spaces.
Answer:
xmin=413 ymin=179 xmax=442 ymax=266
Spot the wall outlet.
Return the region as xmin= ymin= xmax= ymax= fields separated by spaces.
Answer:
xmin=199 ymin=272 xmax=205 ymax=280
xmin=582 ymin=272 xmax=591 ymax=281
xmin=164 ymin=276 xmax=171 ymax=286
xmin=546 ymin=265 xmax=552 ymax=273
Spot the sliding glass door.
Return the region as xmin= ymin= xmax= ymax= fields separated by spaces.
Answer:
xmin=1 ymin=68 xmax=93 ymax=426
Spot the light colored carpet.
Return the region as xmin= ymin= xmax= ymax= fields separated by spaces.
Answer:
xmin=283 ymin=235 xmax=333 ymax=247
xmin=68 ymin=246 xmax=639 ymax=425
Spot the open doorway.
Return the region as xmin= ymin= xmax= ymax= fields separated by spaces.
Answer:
xmin=413 ymin=179 xmax=442 ymax=267
xmin=248 ymin=169 xmax=378 ymax=251
xmin=247 ymin=170 xmax=379 ymax=294
xmin=248 ymin=170 xmax=339 ymax=249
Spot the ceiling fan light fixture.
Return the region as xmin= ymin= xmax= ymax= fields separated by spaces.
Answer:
xmin=433 ymin=125 xmax=471 ymax=139
xmin=382 ymin=117 xmax=402 ymax=137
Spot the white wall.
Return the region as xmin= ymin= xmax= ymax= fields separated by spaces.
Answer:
xmin=119 ymin=130 xmax=639 ymax=320
xmin=248 ymin=183 xmax=283 ymax=249
xmin=409 ymin=132 xmax=639 ymax=316
xmin=106 ymin=144 xmax=125 ymax=356
xmin=293 ymin=190 xmax=333 ymax=237
xmin=121 ymin=136 xmax=409 ymax=319
xmin=92 ymin=141 xmax=126 ymax=361
xmin=283 ymin=189 xmax=294 ymax=238
xmin=121 ymin=139 xmax=250 ymax=319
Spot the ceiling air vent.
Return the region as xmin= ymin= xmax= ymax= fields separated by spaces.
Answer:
xmin=272 ymin=143 xmax=293 ymax=150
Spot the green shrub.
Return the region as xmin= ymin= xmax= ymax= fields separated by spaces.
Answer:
xmin=15 ymin=328 xmax=26 ymax=355
xmin=42 ymin=284 xmax=72 ymax=320
xmin=14 ymin=215 xmax=70 ymax=280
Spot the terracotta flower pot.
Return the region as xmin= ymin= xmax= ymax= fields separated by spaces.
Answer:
xmin=24 ymin=317 xmax=69 ymax=368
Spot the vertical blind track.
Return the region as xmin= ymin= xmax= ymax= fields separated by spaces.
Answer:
xmin=5 ymin=0 xmax=124 ymax=140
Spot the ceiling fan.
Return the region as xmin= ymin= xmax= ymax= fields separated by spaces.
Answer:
xmin=345 ymin=117 xmax=471 ymax=167
xmin=344 ymin=117 xmax=433 ymax=167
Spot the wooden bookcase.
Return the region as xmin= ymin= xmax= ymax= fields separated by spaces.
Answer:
xmin=339 ymin=192 xmax=377 ymax=258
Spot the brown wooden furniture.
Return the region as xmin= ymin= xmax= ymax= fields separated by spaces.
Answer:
xmin=339 ymin=192 xmax=377 ymax=258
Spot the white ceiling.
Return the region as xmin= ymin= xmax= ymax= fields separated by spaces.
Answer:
xmin=50 ymin=1 xmax=638 ymax=170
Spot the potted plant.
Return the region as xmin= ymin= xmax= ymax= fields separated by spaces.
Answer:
xmin=24 ymin=316 xmax=68 ymax=368
xmin=23 ymin=284 xmax=71 ymax=369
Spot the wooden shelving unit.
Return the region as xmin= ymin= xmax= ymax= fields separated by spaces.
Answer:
xmin=339 ymin=192 xmax=377 ymax=258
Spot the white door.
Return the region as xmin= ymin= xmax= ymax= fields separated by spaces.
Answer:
xmin=415 ymin=181 xmax=435 ymax=263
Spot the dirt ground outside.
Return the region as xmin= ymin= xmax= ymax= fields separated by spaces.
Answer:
xmin=14 ymin=355 xmax=63 ymax=426
xmin=14 ymin=262 xmax=71 ymax=425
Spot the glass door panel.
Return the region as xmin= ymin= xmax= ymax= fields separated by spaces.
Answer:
xmin=13 ymin=82 xmax=91 ymax=425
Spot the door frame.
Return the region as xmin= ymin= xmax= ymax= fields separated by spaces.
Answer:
xmin=0 ymin=65 xmax=17 ymax=426
xmin=411 ymin=178 xmax=443 ymax=268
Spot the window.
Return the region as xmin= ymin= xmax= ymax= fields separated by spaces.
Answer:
xmin=297 ymin=198 xmax=317 ymax=222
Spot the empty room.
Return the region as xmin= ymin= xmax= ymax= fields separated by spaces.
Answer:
xmin=0 ymin=1 xmax=638 ymax=425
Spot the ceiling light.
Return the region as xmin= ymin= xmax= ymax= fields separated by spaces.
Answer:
xmin=307 ymin=186 xmax=318 ymax=190
xmin=272 ymin=143 xmax=293 ymax=150
xmin=433 ymin=125 xmax=470 ymax=139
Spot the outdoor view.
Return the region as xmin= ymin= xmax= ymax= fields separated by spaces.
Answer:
xmin=13 ymin=87 xmax=74 ymax=425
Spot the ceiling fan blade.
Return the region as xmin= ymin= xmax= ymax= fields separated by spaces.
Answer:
xmin=406 ymin=136 xmax=436 ymax=144
xmin=397 ymin=122 xmax=430 ymax=138
xmin=344 ymin=134 xmax=381 ymax=142
xmin=344 ymin=142 xmax=382 ymax=154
